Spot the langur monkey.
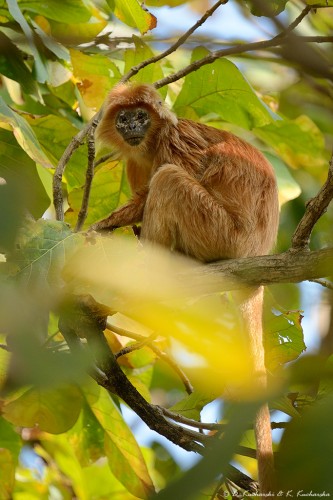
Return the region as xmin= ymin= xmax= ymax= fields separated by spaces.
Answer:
xmin=92 ymin=83 xmax=280 ymax=495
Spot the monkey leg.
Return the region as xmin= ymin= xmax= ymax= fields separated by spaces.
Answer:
xmin=141 ymin=164 xmax=241 ymax=262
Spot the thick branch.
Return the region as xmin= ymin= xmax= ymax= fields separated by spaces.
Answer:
xmin=185 ymin=247 xmax=333 ymax=295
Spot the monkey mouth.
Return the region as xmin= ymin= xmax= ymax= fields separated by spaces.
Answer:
xmin=127 ymin=136 xmax=144 ymax=146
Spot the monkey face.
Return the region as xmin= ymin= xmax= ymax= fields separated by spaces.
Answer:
xmin=115 ymin=107 xmax=151 ymax=146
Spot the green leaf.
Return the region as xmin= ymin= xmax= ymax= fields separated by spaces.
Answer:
xmin=66 ymin=160 xmax=130 ymax=229
xmin=247 ymin=0 xmax=290 ymax=17
xmin=70 ymin=49 xmax=121 ymax=109
xmin=0 ymin=129 xmax=50 ymax=220
xmin=85 ymin=384 xmax=155 ymax=499
xmin=145 ymin=0 xmax=187 ymax=5
xmin=9 ymin=219 xmax=83 ymax=288
xmin=68 ymin=402 xmax=105 ymax=466
xmin=31 ymin=20 xmax=69 ymax=61
xmin=110 ymin=0 xmax=157 ymax=35
xmin=41 ymin=434 xmax=88 ymax=499
xmin=307 ymin=0 xmax=333 ymax=5
xmin=7 ymin=0 xmax=48 ymax=83
xmin=124 ymin=36 xmax=165 ymax=85
xmin=84 ymin=461 xmax=141 ymax=500
xmin=49 ymin=19 xmax=108 ymax=45
xmin=271 ymin=395 xmax=300 ymax=419
xmin=265 ymin=309 xmax=305 ymax=370
xmin=26 ymin=114 xmax=87 ymax=191
xmin=0 ymin=448 xmax=15 ymax=499
xmin=169 ymin=392 xmax=215 ymax=421
xmin=0 ymin=97 xmax=52 ymax=168
xmin=0 ymin=32 xmax=36 ymax=94
xmin=0 ymin=0 xmax=12 ymax=22
xmin=19 ymin=0 xmax=91 ymax=23
xmin=264 ymin=152 xmax=301 ymax=206
xmin=3 ymin=385 xmax=83 ymax=434
xmin=174 ymin=48 xmax=276 ymax=130
xmin=278 ymin=393 xmax=333 ymax=491
xmin=0 ymin=417 xmax=21 ymax=460
xmin=255 ymin=115 xmax=327 ymax=170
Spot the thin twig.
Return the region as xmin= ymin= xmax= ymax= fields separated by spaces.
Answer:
xmin=94 ymin=152 xmax=119 ymax=168
xmin=271 ymin=421 xmax=288 ymax=430
xmin=115 ymin=332 xmax=157 ymax=358
xmin=53 ymin=108 xmax=104 ymax=221
xmin=155 ymin=35 xmax=333 ymax=89
xmin=159 ymin=406 xmax=224 ymax=430
xmin=120 ymin=0 xmax=228 ymax=84
xmin=291 ymin=151 xmax=333 ymax=251
xmin=107 ymin=323 xmax=194 ymax=394
xmin=275 ymin=5 xmax=312 ymax=38
xmin=74 ymin=121 xmax=98 ymax=232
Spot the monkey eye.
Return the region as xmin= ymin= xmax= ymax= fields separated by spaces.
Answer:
xmin=117 ymin=112 xmax=127 ymax=123
xmin=137 ymin=110 xmax=146 ymax=120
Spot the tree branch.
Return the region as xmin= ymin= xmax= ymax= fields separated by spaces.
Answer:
xmin=74 ymin=122 xmax=98 ymax=232
xmin=58 ymin=295 xmax=263 ymax=493
xmin=107 ymin=323 xmax=194 ymax=394
xmin=120 ymin=0 xmax=228 ymax=84
xmin=155 ymin=34 xmax=333 ymax=89
xmin=185 ymin=247 xmax=333 ymax=295
xmin=52 ymin=111 xmax=103 ymax=221
xmin=275 ymin=5 xmax=312 ymax=38
xmin=291 ymin=151 xmax=333 ymax=251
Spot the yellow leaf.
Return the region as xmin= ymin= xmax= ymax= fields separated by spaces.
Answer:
xmin=64 ymin=236 xmax=255 ymax=395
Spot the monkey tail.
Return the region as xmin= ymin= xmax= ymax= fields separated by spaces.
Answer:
xmin=239 ymin=287 xmax=275 ymax=498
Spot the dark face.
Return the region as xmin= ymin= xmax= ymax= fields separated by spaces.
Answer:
xmin=115 ymin=107 xmax=151 ymax=146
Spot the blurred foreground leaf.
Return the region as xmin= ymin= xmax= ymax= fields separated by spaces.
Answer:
xmin=64 ymin=235 xmax=254 ymax=393
xmin=9 ymin=219 xmax=83 ymax=288
xmin=278 ymin=393 xmax=333 ymax=492
xmin=85 ymin=384 xmax=155 ymax=499
xmin=3 ymin=385 xmax=83 ymax=433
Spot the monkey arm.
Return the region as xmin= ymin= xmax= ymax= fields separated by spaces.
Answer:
xmin=91 ymin=187 xmax=148 ymax=232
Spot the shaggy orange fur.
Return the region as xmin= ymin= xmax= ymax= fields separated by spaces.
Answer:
xmin=94 ymin=83 xmax=279 ymax=496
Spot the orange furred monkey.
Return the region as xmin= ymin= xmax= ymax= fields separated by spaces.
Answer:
xmin=93 ymin=83 xmax=280 ymax=496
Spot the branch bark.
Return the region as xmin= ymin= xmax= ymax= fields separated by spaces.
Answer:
xmin=291 ymin=151 xmax=333 ymax=250
xmin=178 ymin=247 xmax=332 ymax=296
xmin=74 ymin=122 xmax=98 ymax=232
xmin=58 ymin=294 xmax=259 ymax=493
xmin=155 ymin=34 xmax=333 ymax=89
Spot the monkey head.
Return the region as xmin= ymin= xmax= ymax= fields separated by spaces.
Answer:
xmin=115 ymin=107 xmax=151 ymax=146
xmin=97 ymin=83 xmax=178 ymax=152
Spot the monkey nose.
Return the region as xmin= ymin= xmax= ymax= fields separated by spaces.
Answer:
xmin=129 ymin=123 xmax=137 ymax=130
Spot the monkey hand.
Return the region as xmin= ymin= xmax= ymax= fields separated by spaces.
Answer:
xmin=89 ymin=218 xmax=119 ymax=233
